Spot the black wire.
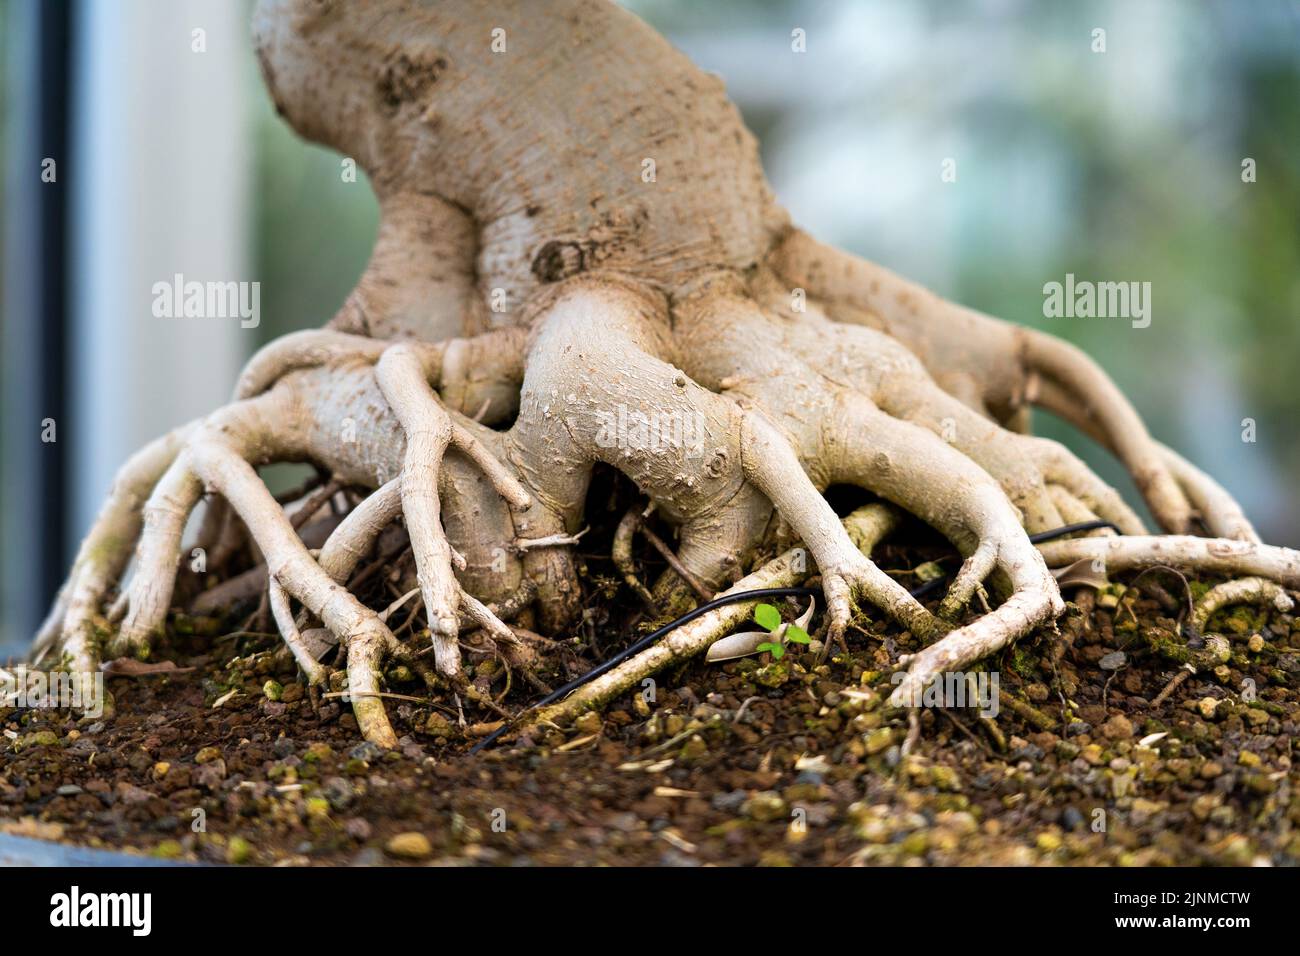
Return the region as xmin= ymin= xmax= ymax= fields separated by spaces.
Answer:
xmin=469 ymin=519 xmax=1119 ymax=754
xmin=1027 ymin=520 xmax=1120 ymax=544
xmin=469 ymin=587 xmax=819 ymax=755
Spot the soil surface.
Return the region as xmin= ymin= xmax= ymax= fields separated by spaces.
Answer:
xmin=4 ymin=512 xmax=1298 ymax=866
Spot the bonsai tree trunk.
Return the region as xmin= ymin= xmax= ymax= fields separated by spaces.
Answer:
xmin=35 ymin=0 xmax=1299 ymax=746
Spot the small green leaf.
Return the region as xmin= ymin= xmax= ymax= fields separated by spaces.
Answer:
xmin=756 ymin=641 xmax=784 ymax=660
xmin=753 ymin=603 xmax=781 ymax=632
xmin=785 ymin=626 xmax=811 ymax=645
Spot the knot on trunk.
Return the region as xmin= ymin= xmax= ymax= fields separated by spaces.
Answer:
xmin=377 ymin=51 xmax=447 ymax=113
xmin=531 ymin=241 xmax=587 ymax=283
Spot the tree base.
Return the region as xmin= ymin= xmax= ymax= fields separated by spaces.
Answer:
xmin=6 ymin=508 xmax=1297 ymax=866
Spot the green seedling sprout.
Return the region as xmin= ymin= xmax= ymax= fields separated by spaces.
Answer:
xmin=753 ymin=602 xmax=812 ymax=660
xmin=704 ymin=596 xmax=816 ymax=664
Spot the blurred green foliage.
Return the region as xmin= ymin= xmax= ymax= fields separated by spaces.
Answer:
xmin=250 ymin=78 xmax=379 ymax=348
xmin=627 ymin=0 xmax=1299 ymax=543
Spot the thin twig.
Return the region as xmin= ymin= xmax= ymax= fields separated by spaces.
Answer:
xmin=639 ymin=521 xmax=712 ymax=601
xmin=513 ymin=528 xmax=590 ymax=551
xmin=901 ymin=710 xmax=921 ymax=756
xmin=273 ymin=471 xmax=325 ymax=506
xmin=322 ymin=689 xmax=436 ymax=705
xmin=289 ymin=478 xmax=343 ymax=530
xmin=940 ymin=708 xmax=993 ymax=756
xmin=378 ymin=587 xmax=421 ymax=624
xmin=1151 ymin=664 xmax=1195 ymax=708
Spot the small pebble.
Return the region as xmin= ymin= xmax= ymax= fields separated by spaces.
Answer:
xmin=1099 ymin=651 xmax=1127 ymax=671
xmin=1100 ymin=714 xmax=1134 ymax=740
xmin=349 ymin=741 xmax=384 ymax=763
xmin=226 ymin=836 xmax=252 ymax=864
xmin=385 ymin=832 xmax=433 ymax=859
xmin=574 ymin=712 xmax=602 ymax=735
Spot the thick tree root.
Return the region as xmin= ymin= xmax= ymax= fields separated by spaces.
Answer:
xmin=766 ymin=229 xmax=1228 ymax=536
xmin=671 ymin=280 xmax=1064 ymax=649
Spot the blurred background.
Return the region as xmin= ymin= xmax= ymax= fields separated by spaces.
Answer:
xmin=2 ymin=0 xmax=1297 ymax=654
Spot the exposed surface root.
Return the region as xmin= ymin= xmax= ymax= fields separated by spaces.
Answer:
xmin=612 ymin=506 xmax=663 ymax=611
xmin=33 ymin=421 xmax=200 ymax=673
xmin=37 ymin=284 xmax=1300 ymax=750
xmin=1156 ymin=444 xmax=1261 ymax=543
xmin=375 ymin=342 xmax=528 ymax=677
xmin=1037 ymin=535 xmax=1300 ymax=588
xmin=37 ymin=282 xmax=1300 ymax=751
xmin=267 ymin=574 xmax=327 ymax=688
xmin=765 ymin=229 xmax=1220 ymax=535
xmin=737 ymin=408 xmax=940 ymax=643
xmin=36 ymin=350 xmax=539 ymax=744
xmin=1188 ymin=577 xmax=1295 ymax=637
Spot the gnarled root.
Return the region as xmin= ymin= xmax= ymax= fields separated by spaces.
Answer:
xmin=375 ymin=342 xmax=531 ymax=677
xmin=671 ymin=281 xmax=1064 ymax=655
xmin=33 ymin=421 xmax=200 ymax=674
xmin=764 ymin=229 xmax=1223 ymax=536
xmin=36 ymin=260 xmax=1296 ymax=752
xmin=508 ymin=276 xmax=940 ymax=647
xmin=38 ymin=276 xmax=1300 ymax=750
xmin=1187 ymin=576 xmax=1295 ymax=638
xmin=35 ymin=332 xmax=541 ymax=746
xmin=737 ymin=408 xmax=940 ymax=643
xmin=235 ymin=326 xmax=528 ymax=427
xmin=181 ymin=425 xmax=406 ymax=747
xmin=795 ymin=303 xmax=1143 ymax=536
xmin=612 ymin=505 xmax=662 ymax=611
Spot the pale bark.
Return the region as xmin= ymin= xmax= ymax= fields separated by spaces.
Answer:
xmin=35 ymin=0 xmax=1297 ymax=745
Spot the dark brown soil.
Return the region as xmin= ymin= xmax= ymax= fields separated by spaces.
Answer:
xmin=4 ymin=554 xmax=1298 ymax=866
